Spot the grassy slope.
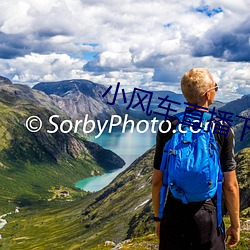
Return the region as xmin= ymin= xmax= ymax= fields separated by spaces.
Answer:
xmin=0 ymin=199 xmax=89 ymax=250
xmin=1 ymin=147 xmax=249 ymax=249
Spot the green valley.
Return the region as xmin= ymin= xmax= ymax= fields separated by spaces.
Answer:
xmin=0 ymin=77 xmax=249 ymax=249
xmin=0 ymin=147 xmax=249 ymax=249
xmin=0 ymin=82 xmax=124 ymax=214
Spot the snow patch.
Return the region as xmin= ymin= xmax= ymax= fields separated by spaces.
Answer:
xmin=0 ymin=208 xmax=20 ymax=238
xmin=138 ymin=185 xmax=145 ymax=190
xmin=0 ymin=219 xmax=7 ymax=229
xmin=134 ymin=199 xmax=150 ymax=210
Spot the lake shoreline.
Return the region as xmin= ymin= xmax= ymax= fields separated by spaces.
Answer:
xmin=75 ymin=129 xmax=156 ymax=192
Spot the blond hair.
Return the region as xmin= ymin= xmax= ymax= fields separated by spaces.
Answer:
xmin=181 ymin=68 xmax=214 ymax=104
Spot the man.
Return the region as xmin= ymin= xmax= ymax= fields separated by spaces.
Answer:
xmin=152 ymin=68 xmax=240 ymax=249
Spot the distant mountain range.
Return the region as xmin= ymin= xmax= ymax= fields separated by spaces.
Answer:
xmin=219 ymin=94 xmax=250 ymax=124
xmin=33 ymin=79 xmax=124 ymax=123
xmin=33 ymin=78 xmax=249 ymax=152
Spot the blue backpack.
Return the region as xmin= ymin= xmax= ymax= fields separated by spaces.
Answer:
xmin=158 ymin=112 xmax=223 ymax=228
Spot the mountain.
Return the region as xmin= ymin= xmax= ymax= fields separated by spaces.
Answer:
xmin=1 ymin=146 xmax=249 ymax=249
xmin=218 ymin=95 xmax=250 ymax=152
xmin=0 ymin=79 xmax=125 ymax=212
xmin=117 ymin=90 xmax=186 ymax=111
xmin=218 ymin=94 xmax=250 ymax=125
xmin=33 ymin=80 xmax=226 ymax=125
xmin=0 ymin=76 xmax=12 ymax=85
xmin=33 ymin=79 xmax=124 ymax=123
xmin=234 ymin=108 xmax=250 ymax=152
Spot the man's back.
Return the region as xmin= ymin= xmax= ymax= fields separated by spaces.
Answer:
xmin=152 ymin=68 xmax=240 ymax=250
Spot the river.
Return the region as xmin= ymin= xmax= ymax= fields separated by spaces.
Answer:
xmin=75 ymin=129 xmax=156 ymax=192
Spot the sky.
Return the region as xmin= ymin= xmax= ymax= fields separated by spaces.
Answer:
xmin=0 ymin=0 xmax=249 ymax=102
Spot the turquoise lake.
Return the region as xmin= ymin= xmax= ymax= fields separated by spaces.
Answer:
xmin=75 ymin=129 xmax=156 ymax=192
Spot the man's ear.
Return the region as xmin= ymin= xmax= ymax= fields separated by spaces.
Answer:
xmin=204 ymin=92 xmax=209 ymax=100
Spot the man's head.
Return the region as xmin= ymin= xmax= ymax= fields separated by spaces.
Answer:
xmin=181 ymin=68 xmax=217 ymax=107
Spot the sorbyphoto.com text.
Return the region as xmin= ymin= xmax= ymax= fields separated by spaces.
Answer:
xmin=25 ymin=114 xmax=222 ymax=139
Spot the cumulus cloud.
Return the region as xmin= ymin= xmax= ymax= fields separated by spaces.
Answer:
xmin=0 ymin=53 xmax=87 ymax=86
xmin=0 ymin=0 xmax=249 ymax=102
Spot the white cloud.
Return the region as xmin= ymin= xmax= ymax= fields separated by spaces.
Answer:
xmin=0 ymin=53 xmax=87 ymax=85
xmin=0 ymin=0 xmax=249 ymax=102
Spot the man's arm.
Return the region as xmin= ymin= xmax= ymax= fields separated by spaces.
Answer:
xmin=223 ymin=170 xmax=240 ymax=248
xmin=152 ymin=122 xmax=174 ymax=238
xmin=152 ymin=169 xmax=163 ymax=238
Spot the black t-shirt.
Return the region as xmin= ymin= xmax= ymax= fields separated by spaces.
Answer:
xmin=153 ymin=118 xmax=237 ymax=172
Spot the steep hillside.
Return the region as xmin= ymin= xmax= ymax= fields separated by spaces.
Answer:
xmin=0 ymin=82 xmax=124 ymax=212
xmin=0 ymin=147 xmax=154 ymax=249
xmin=79 ymin=146 xmax=250 ymax=248
xmin=214 ymin=94 xmax=250 ymax=152
xmin=80 ymin=147 xmax=155 ymax=248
